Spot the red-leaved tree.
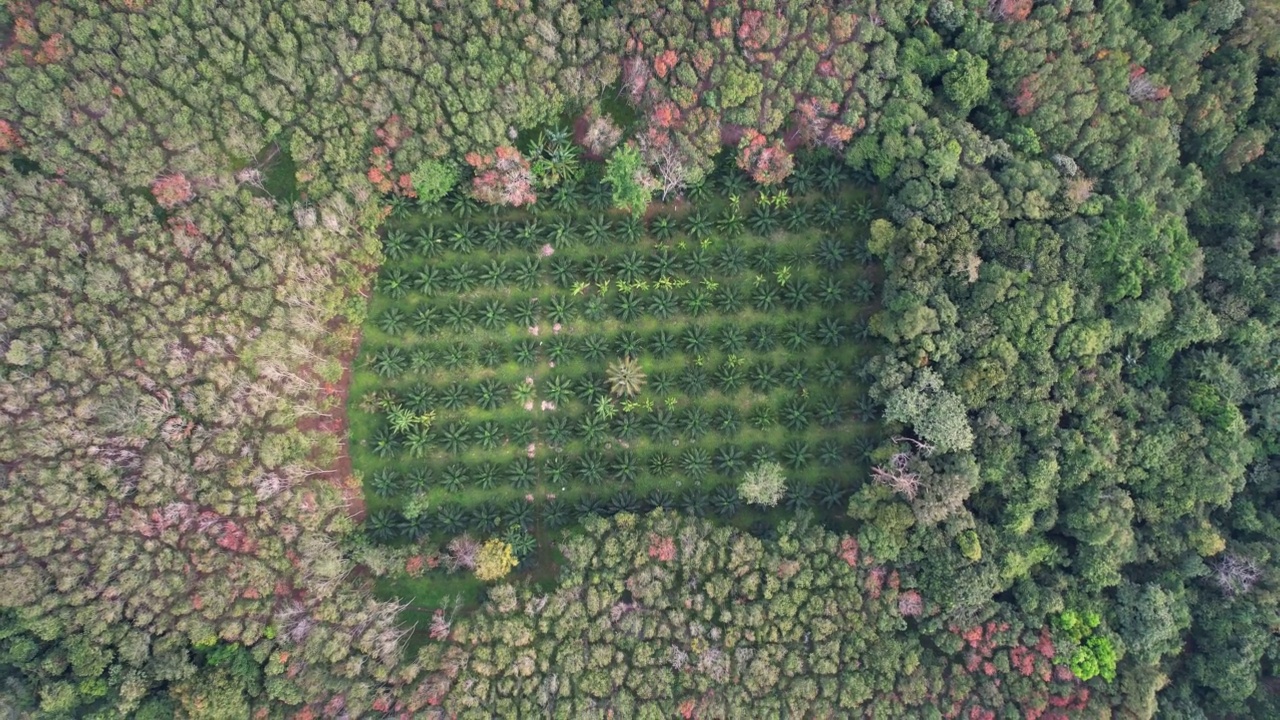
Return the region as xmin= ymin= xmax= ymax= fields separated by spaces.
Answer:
xmin=466 ymin=146 xmax=537 ymax=206
xmin=736 ymin=130 xmax=794 ymax=185
xmin=151 ymin=173 xmax=194 ymax=209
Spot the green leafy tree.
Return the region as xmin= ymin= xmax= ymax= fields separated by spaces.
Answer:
xmin=604 ymin=144 xmax=653 ymax=215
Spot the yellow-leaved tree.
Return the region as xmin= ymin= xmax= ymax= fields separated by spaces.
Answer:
xmin=474 ymin=540 xmax=518 ymax=582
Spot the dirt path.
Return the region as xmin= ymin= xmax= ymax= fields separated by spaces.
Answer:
xmin=298 ymin=325 xmax=366 ymax=523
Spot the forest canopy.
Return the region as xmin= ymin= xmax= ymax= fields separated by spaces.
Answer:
xmin=1 ymin=0 xmax=1279 ymax=717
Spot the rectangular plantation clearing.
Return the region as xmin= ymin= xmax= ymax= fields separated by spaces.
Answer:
xmin=349 ymin=167 xmax=881 ymax=578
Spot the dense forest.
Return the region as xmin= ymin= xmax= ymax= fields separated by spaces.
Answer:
xmin=1 ymin=0 xmax=1278 ymax=717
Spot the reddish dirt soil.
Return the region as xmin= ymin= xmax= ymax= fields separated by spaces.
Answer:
xmin=298 ymin=325 xmax=366 ymax=522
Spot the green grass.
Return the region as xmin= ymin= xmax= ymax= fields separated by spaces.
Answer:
xmin=350 ymin=167 xmax=882 ymax=626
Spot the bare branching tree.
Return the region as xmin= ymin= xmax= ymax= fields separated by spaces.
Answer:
xmin=1214 ymin=553 xmax=1261 ymax=597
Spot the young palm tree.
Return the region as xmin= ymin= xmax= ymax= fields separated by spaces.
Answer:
xmin=818 ymin=439 xmax=844 ymax=466
xmin=505 ymin=524 xmax=537 ymax=557
xmin=441 ymin=464 xmax=468 ymax=492
xmin=370 ymin=427 xmax=397 ymax=458
xmin=717 ymin=209 xmax=745 ymax=238
xmin=607 ymin=357 xmax=647 ymax=397
xmin=378 ymin=267 xmax=411 ymax=299
xmin=511 ymin=420 xmax=535 ymax=446
xmin=650 ymin=214 xmax=677 ymax=240
xmin=436 ymin=503 xmax=467 ymax=534
xmin=508 ymin=257 xmax=538 ymax=289
xmin=609 ymin=491 xmax=641 ymax=515
xmin=470 ymin=503 xmax=501 ymax=534
xmin=366 ymin=510 xmax=399 ymax=543
xmin=681 ymin=447 xmax=712 ymax=479
xmin=614 ymin=291 xmax=644 ymax=322
xmin=475 ymin=420 xmax=502 ymax=449
xmin=682 ymin=406 xmax=710 ymax=439
xmin=543 ymin=499 xmax=571 ymax=529
xmin=783 ymin=278 xmax=813 ymax=310
xmin=444 ymin=262 xmax=478 ymax=293
xmin=782 ymin=439 xmax=812 ymax=470
xmin=405 ymin=468 xmax=433 ymax=494
xmin=711 ymin=485 xmax=740 ymax=517
xmin=686 ymin=209 xmax=714 ymax=239
xmin=648 ymin=452 xmax=675 ymax=478
xmin=648 ymin=408 xmax=677 ymax=440
xmin=508 ymin=457 xmax=536 ymax=489
xmin=371 ymin=347 xmax=407 ymax=378
xmin=475 ymin=462 xmax=500 ymax=490
xmin=781 ymin=398 xmax=810 ymax=432
xmin=649 ymin=290 xmax=678 ymax=320
xmin=543 ymin=456 xmax=569 ymax=485
xmin=816 ymin=479 xmax=846 ymax=509
xmin=817 ymin=318 xmax=845 ymax=347
xmin=681 ymin=487 xmax=710 ymax=516
xmin=400 ymin=513 xmax=432 ymax=542
xmin=619 ymin=215 xmax=643 ymax=243
xmin=818 ymin=277 xmax=846 ymax=308
xmin=815 ymin=236 xmax=847 ymax=270
xmin=377 ymin=307 xmax=407 ymax=336
xmin=683 ymin=287 xmax=712 ymax=317
xmin=714 ymin=444 xmax=746 ymax=475
xmin=548 ymin=295 xmax=573 ymax=324
xmin=749 ymin=203 xmax=781 ymax=235
xmin=383 ymin=229 xmax=412 ymax=260
xmin=414 ymin=225 xmax=443 ymax=256
xmin=368 ymin=469 xmax=401 ymax=498
xmin=579 ymin=413 xmax=608 ymax=446
xmin=613 ymin=450 xmax=639 ymax=483
xmin=646 ymin=489 xmax=676 ymax=511
xmin=578 ymin=452 xmax=607 ymax=486
xmin=545 ymin=416 xmax=571 ymax=445
xmin=549 ymin=257 xmax=575 ymax=287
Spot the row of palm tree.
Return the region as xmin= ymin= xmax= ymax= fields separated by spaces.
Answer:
xmin=364 ymin=471 xmax=856 ymax=544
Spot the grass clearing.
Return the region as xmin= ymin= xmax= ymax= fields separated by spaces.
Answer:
xmin=350 ymin=165 xmax=882 ymax=618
